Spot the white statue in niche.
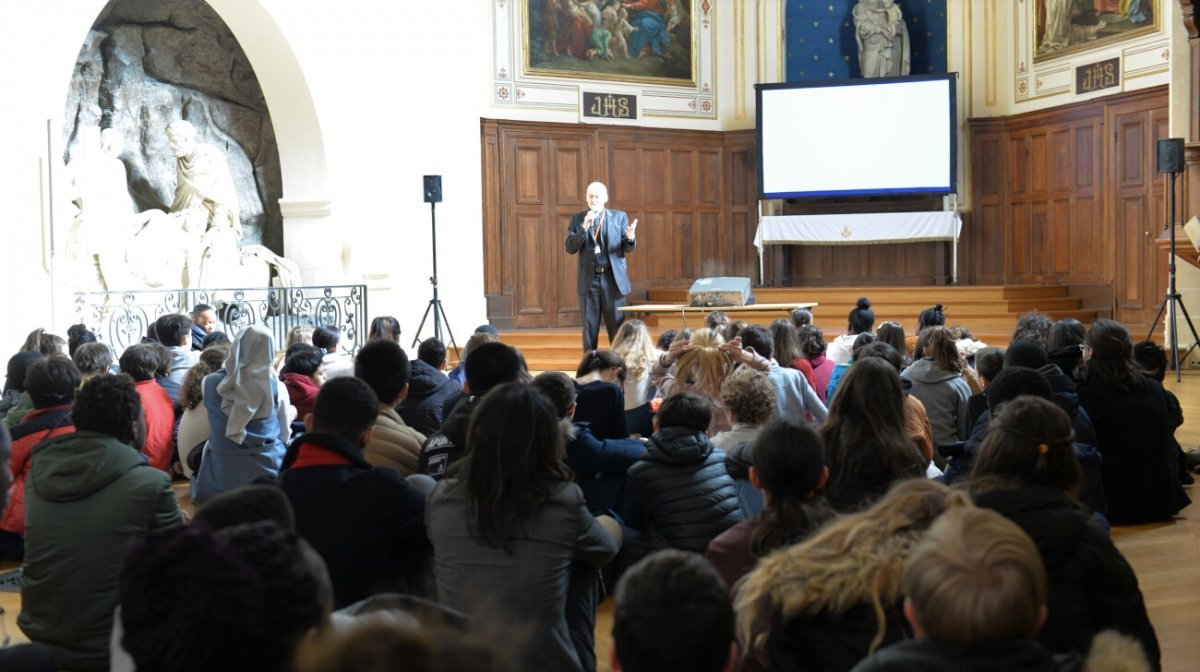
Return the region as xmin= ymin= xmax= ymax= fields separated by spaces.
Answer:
xmin=853 ymin=0 xmax=911 ymax=78
xmin=65 ymin=127 xmax=137 ymax=291
xmin=72 ymin=120 xmax=298 ymax=292
xmin=165 ymin=119 xmax=243 ymax=288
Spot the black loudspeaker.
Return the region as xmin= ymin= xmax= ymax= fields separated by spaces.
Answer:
xmin=1157 ymin=138 xmax=1185 ymax=174
xmin=423 ymin=175 xmax=443 ymax=203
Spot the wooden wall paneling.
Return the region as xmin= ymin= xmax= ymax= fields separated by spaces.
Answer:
xmin=966 ymin=120 xmax=1007 ymax=284
xmin=481 ymin=121 xmax=502 ymax=297
xmin=724 ymin=135 xmax=758 ymax=281
xmin=1108 ymin=90 xmax=1169 ymax=330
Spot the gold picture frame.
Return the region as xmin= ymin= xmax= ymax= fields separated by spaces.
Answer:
xmin=523 ymin=0 xmax=697 ymax=87
xmin=1033 ymin=0 xmax=1159 ymax=63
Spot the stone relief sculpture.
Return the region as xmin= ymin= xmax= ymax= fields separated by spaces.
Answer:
xmin=853 ymin=0 xmax=911 ymax=78
xmin=68 ymin=122 xmax=298 ymax=293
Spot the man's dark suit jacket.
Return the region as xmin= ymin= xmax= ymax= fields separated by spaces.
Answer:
xmin=565 ymin=208 xmax=636 ymax=297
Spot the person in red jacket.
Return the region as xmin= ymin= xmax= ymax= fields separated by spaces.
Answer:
xmin=0 ymin=356 xmax=80 ymax=560
xmin=118 ymin=345 xmax=176 ymax=472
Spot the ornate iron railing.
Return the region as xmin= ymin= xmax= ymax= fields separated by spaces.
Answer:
xmin=73 ymin=285 xmax=368 ymax=356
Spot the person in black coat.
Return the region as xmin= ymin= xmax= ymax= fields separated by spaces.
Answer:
xmin=532 ymin=372 xmax=645 ymax=515
xmin=278 ymin=377 xmax=429 ymax=608
xmin=398 ymin=339 xmax=461 ymax=436
xmin=969 ymin=396 xmax=1160 ymax=670
xmin=619 ymin=392 xmax=741 ymax=568
xmin=1076 ymin=320 xmax=1189 ymax=525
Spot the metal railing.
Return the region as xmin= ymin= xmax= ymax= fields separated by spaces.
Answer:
xmin=73 ymin=285 xmax=368 ymax=356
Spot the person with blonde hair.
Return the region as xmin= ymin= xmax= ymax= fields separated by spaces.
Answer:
xmin=611 ymin=320 xmax=657 ymax=406
xmin=272 ymin=325 xmax=314 ymax=373
xmin=735 ymin=479 xmax=971 ymax=672
xmin=651 ymin=329 xmax=769 ymax=435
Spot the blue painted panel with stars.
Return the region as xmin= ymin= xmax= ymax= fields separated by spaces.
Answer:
xmin=785 ymin=0 xmax=947 ymax=82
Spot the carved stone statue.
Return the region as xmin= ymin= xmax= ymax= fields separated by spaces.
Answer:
xmin=65 ymin=127 xmax=136 ymax=291
xmin=166 ymin=120 xmax=244 ymax=288
xmin=853 ymin=0 xmax=911 ymax=78
xmin=73 ymin=120 xmax=299 ymax=292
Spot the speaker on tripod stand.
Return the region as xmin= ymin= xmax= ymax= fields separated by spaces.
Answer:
xmin=412 ymin=175 xmax=459 ymax=357
xmin=1146 ymin=138 xmax=1200 ymax=381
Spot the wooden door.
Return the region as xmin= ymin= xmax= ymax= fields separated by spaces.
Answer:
xmin=1109 ymin=92 xmax=1169 ymax=333
xmin=501 ymin=128 xmax=595 ymax=328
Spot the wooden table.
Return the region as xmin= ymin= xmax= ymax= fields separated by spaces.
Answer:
xmin=617 ymin=302 xmax=818 ymax=328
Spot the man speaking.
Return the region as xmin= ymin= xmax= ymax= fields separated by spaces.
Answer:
xmin=565 ymin=182 xmax=637 ymax=351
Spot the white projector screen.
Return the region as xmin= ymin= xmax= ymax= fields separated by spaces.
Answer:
xmin=757 ymin=74 xmax=957 ymax=199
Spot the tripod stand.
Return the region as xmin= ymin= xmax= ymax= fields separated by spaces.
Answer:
xmin=412 ymin=198 xmax=459 ymax=356
xmin=1145 ymin=167 xmax=1200 ymax=381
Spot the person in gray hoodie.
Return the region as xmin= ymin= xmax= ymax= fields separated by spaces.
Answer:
xmin=18 ymin=373 xmax=183 ymax=671
xmin=901 ymin=326 xmax=972 ymax=453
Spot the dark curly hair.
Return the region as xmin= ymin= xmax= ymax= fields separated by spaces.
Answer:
xmin=120 ymin=520 xmax=326 ymax=672
xmin=73 ymin=373 xmax=142 ymax=444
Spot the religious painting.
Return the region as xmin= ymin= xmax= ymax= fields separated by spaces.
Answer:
xmin=524 ymin=0 xmax=696 ymax=86
xmin=1034 ymin=0 xmax=1158 ymax=62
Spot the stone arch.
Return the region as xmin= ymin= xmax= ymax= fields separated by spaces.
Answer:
xmin=205 ymin=0 xmax=329 ymax=211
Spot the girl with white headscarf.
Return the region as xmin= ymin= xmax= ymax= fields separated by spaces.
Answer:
xmin=192 ymin=325 xmax=292 ymax=503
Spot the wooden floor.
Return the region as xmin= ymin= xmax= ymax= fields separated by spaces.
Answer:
xmin=2 ymin=375 xmax=1199 ymax=671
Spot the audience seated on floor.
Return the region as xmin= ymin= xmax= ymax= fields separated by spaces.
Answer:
xmin=850 ymin=506 xmax=1150 ymax=672
xmin=821 ymin=358 xmax=925 ymax=512
xmin=1047 ymin=317 xmax=1087 ymax=378
xmin=19 ymin=374 xmax=182 ymax=671
xmin=0 ymin=356 xmax=80 ymax=561
xmin=400 ymin=337 xmax=461 ymax=437
xmin=355 ymin=338 xmax=427 ymax=475
xmin=426 ymin=382 xmax=620 ymax=672
xmin=965 ymin=345 xmax=1004 ymax=432
xmin=1134 ymin=339 xmax=1193 ymax=486
xmin=619 ymin=392 xmax=742 ymax=570
xmin=118 ymin=343 xmax=177 ymax=472
xmin=735 ymin=479 xmax=970 ymax=672
xmin=651 ymin=328 xmax=767 ymax=435
xmin=907 ymin=304 xmax=946 ymax=359
xmin=419 ymin=341 xmax=521 ymax=480
xmin=968 ymin=396 xmax=1159 ymax=667
xmin=739 ymin=325 xmax=827 ymax=424
xmin=707 ymin=416 xmax=836 ymax=594
xmin=612 ymin=550 xmax=736 ymax=672
xmin=533 ymin=371 xmax=645 ymax=515
xmin=192 ymin=325 xmax=292 ymax=503
xmin=294 ymin=615 xmax=519 ymax=672
xmin=278 ymin=376 xmax=430 ymax=608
